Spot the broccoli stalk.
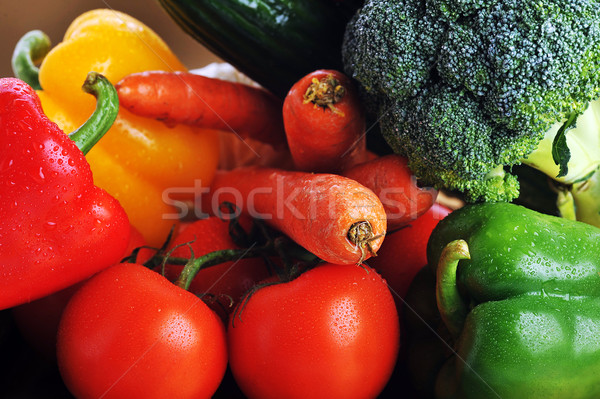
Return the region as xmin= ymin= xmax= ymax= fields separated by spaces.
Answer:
xmin=342 ymin=0 xmax=600 ymax=225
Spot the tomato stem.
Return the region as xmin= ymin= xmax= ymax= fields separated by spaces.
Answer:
xmin=122 ymin=213 xmax=321 ymax=293
xmin=175 ymin=247 xmax=264 ymax=291
xmin=174 ymin=236 xmax=321 ymax=291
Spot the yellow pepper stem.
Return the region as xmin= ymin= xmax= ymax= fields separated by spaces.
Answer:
xmin=11 ymin=30 xmax=51 ymax=90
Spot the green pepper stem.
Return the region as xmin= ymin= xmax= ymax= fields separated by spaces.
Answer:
xmin=68 ymin=72 xmax=119 ymax=155
xmin=11 ymin=30 xmax=51 ymax=90
xmin=436 ymin=239 xmax=471 ymax=339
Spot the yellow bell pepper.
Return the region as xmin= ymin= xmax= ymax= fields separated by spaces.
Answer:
xmin=33 ymin=9 xmax=220 ymax=247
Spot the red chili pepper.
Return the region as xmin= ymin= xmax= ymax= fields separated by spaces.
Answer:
xmin=0 ymin=74 xmax=130 ymax=310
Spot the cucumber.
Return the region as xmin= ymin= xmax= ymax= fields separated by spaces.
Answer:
xmin=157 ymin=0 xmax=362 ymax=98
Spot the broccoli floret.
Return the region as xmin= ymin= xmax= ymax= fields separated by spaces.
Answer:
xmin=342 ymin=0 xmax=600 ymax=203
xmin=380 ymin=84 xmax=543 ymax=202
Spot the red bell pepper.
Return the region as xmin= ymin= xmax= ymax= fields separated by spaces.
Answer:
xmin=0 ymin=73 xmax=130 ymax=310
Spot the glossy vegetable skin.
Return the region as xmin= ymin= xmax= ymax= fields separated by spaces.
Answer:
xmin=116 ymin=70 xmax=286 ymax=147
xmin=343 ymin=155 xmax=438 ymax=229
xmin=424 ymin=202 xmax=600 ymax=398
xmin=14 ymin=10 xmax=220 ymax=246
xmin=283 ymin=69 xmax=367 ymax=173
xmin=57 ymin=263 xmax=228 ymax=399
xmin=163 ymin=215 xmax=272 ymax=320
xmin=228 ymin=263 xmax=400 ymax=399
xmin=209 ymin=166 xmax=387 ymax=264
xmin=156 ymin=0 xmax=361 ymax=98
xmin=11 ymin=225 xmax=148 ymax=360
xmin=438 ymin=293 xmax=600 ymax=399
xmin=0 ymin=75 xmax=130 ymax=310
xmin=428 ymin=203 xmax=600 ymax=307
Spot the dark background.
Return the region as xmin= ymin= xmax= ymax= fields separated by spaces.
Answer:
xmin=0 ymin=0 xmax=222 ymax=78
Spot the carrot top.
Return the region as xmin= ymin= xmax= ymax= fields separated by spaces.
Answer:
xmin=303 ymin=74 xmax=346 ymax=115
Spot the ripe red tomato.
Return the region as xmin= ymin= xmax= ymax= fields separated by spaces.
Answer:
xmin=228 ymin=263 xmax=400 ymax=399
xmin=56 ymin=263 xmax=227 ymax=399
xmin=368 ymin=202 xmax=451 ymax=304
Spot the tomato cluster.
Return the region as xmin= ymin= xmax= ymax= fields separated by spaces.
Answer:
xmin=3 ymin=194 xmax=450 ymax=398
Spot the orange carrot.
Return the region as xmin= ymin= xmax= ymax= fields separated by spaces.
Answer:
xmin=342 ymin=154 xmax=438 ymax=229
xmin=282 ymin=69 xmax=368 ymax=173
xmin=116 ymin=71 xmax=286 ymax=148
xmin=207 ymin=166 xmax=387 ymax=265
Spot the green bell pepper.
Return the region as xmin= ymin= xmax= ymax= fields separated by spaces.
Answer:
xmin=418 ymin=202 xmax=600 ymax=399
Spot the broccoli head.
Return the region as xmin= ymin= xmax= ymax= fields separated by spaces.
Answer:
xmin=342 ymin=0 xmax=600 ymax=202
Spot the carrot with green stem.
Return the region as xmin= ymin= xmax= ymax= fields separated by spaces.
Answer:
xmin=116 ymin=70 xmax=287 ymax=148
xmin=282 ymin=69 xmax=368 ymax=173
xmin=207 ymin=166 xmax=387 ymax=265
xmin=343 ymin=154 xmax=439 ymax=229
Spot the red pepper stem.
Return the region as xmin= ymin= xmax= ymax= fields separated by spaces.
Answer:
xmin=11 ymin=30 xmax=51 ymax=90
xmin=436 ymin=239 xmax=471 ymax=339
xmin=68 ymin=72 xmax=119 ymax=155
